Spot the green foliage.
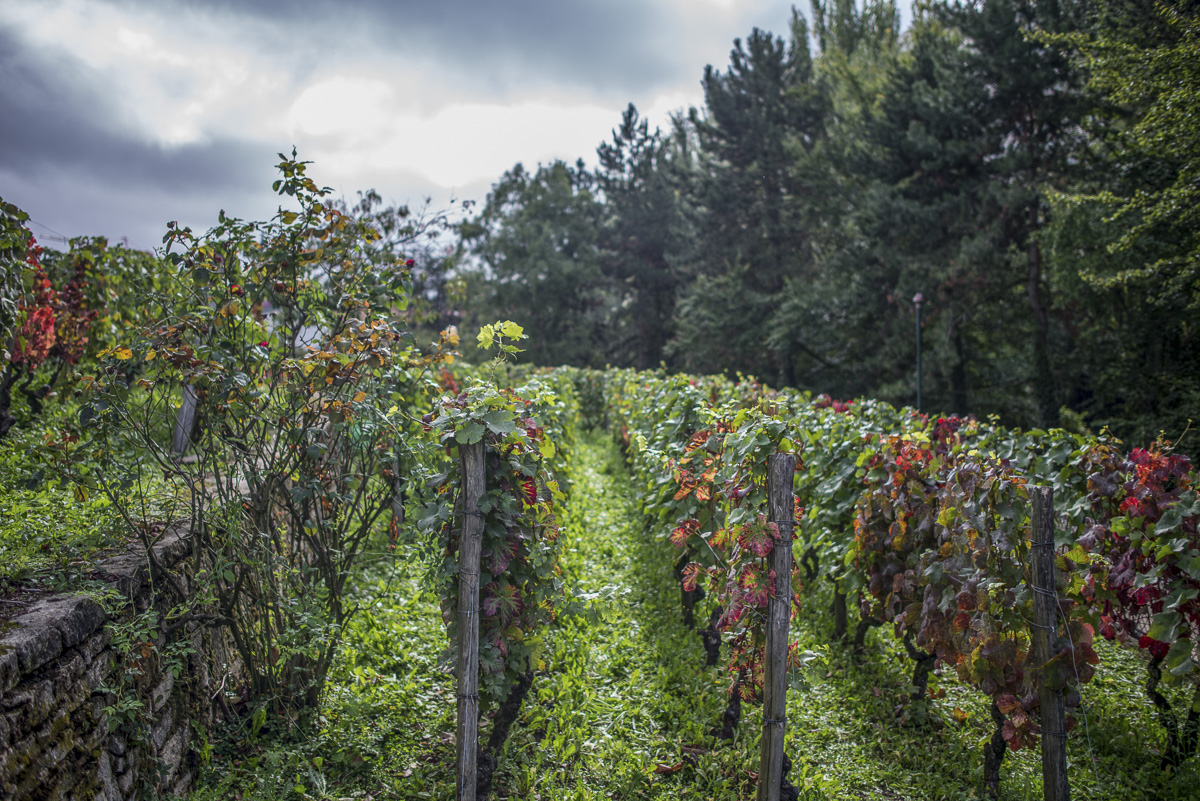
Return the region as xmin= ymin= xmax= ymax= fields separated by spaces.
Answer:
xmin=459 ymin=161 xmax=610 ymax=367
xmin=594 ymin=104 xmax=689 ymax=370
xmin=453 ymin=0 xmax=1200 ymax=446
xmin=419 ymin=360 xmax=574 ymax=711
xmin=81 ymin=150 xmax=452 ymax=714
xmin=190 ymin=424 xmax=1200 ymax=801
xmin=0 ymin=197 xmax=30 ymax=355
xmin=0 ymin=423 xmax=121 ymax=587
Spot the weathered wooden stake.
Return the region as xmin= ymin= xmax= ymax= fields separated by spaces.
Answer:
xmin=171 ymin=384 xmax=199 ymax=454
xmin=1030 ymin=486 xmax=1070 ymax=801
xmin=456 ymin=441 xmax=486 ymax=801
xmin=758 ymin=453 xmax=795 ymax=801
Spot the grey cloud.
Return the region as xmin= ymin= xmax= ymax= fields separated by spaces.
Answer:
xmin=0 ymin=24 xmax=270 ymax=191
xmin=0 ymin=22 xmax=281 ymax=242
xmin=114 ymin=0 xmax=688 ymax=98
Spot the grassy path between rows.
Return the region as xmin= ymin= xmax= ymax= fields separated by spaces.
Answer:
xmin=190 ymin=429 xmax=1200 ymax=800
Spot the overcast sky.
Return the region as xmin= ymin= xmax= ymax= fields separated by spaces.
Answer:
xmin=1 ymin=0 xmax=826 ymax=252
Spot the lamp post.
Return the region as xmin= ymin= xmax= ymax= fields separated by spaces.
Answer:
xmin=913 ymin=293 xmax=924 ymax=412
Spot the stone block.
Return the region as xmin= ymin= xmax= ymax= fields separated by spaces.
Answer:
xmin=85 ymin=652 xmax=113 ymax=693
xmin=80 ymin=629 xmax=111 ymax=662
xmin=0 ymin=647 xmax=19 ymax=693
xmin=159 ymin=728 xmax=187 ymax=781
xmin=151 ymin=708 xmax=173 ymax=751
xmin=43 ymin=596 xmax=106 ymax=651
xmin=97 ymin=749 xmax=118 ymax=801
xmin=0 ymin=729 xmax=37 ymax=788
xmin=59 ymin=652 xmax=88 ymax=689
xmin=3 ymin=679 xmax=54 ymax=734
xmin=171 ymin=769 xmax=194 ymax=797
xmin=0 ymin=612 xmax=64 ymax=675
xmin=116 ymin=764 xmax=134 ymax=794
xmin=150 ymin=675 xmax=173 ymax=712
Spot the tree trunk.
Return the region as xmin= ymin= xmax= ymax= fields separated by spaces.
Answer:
xmin=0 ymin=365 xmax=17 ymax=441
xmin=1147 ymin=654 xmax=1184 ymax=768
xmin=702 ymin=605 xmax=723 ymax=667
xmin=800 ymin=546 xmax=818 ymax=582
xmin=984 ymin=700 xmax=1007 ymax=797
xmin=1027 ymin=217 xmax=1058 ymax=428
xmin=902 ymin=631 xmax=936 ymax=703
xmin=1182 ymin=682 xmax=1200 ymax=761
xmin=853 ymin=616 xmax=880 ymax=657
xmin=952 ymin=328 xmax=968 ymax=414
xmin=716 ymin=682 xmax=742 ymax=741
xmin=831 ymin=580 xmax=847 ymax=642
xmin=779 ymin=753 xmax=799 ymax=801
xmin=675 ymin=551 xmax=705 ymax=629
xmin=476 ymin=668 xmax=534 ymax=800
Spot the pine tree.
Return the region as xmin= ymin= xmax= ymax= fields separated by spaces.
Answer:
xmin=459 ymin=161 xmax=610 ymax=367
xmin=595 ymin=104 xmax=688 ymax=369
xmin=670 ymin=10 xmax=826 ymax=385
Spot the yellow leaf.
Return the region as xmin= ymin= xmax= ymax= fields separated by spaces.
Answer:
xmin=144 ymin=349 xmax=156 ymax=362
xmin=114 ymin=347 xmax=133 ymax=361
xmin=444 ymin=353 xmax=455 ymax=364
xmin=353 ymin=391 xmax=367 ymax=403
xmin=499 ymin=320 xmax=525 ymax=339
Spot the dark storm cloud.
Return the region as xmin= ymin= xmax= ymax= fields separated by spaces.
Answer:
xmin=0 ymin=21 xmax=280 ymax=244
xmin=114 ymin=0 xmax=685 ymax=97
xmin=0 ymin=23 xmax=268 ymax=191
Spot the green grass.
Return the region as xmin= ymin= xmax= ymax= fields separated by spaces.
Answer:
xmin=0 ymin=424 xmax=123 ymax=588
xmin=189 ymin=429 xmax=1200 ymax=800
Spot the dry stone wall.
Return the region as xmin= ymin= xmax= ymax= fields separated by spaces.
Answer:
xmin=0 ymin=525 xmax=239 ymax=800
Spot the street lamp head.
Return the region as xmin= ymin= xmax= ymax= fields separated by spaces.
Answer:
xmin=913 ymin=292 xmax=925 ymax=307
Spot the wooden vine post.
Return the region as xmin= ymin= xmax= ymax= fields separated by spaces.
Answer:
xmin=455 ymin=440 xmax=486 ymax=801
xmin=758 ymin=453 xmax=795 ymax=801
xmin=1030 ymin=486 xmax=1070 ymax=801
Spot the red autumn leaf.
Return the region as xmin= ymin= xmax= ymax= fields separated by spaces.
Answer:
xmin=710 ymin=527 xmax=737 ymax=549
xmin=520 ymin=478 xmax=537 ymax=506
xmin=995 ymin=693 xmax=1022 ymax=716
xmin=739 ymin=564 xmax=773 ymax=605
xmin=681 ymin=562 xmax=705 ymax=592
xmin=738 ymin=523 xmax=775 ymax=558
xmin=1075 ymin=642 xmax=1100 ymax=666
xmin=695 ymin=484 xmax=712 ymax=502
xmin=653 ymin=762 xmax=683 ymax=775
xmin=481 ymin=583 xmax=523 ymax=623
xmin=670 ymin=519 xmax=699 ymax=547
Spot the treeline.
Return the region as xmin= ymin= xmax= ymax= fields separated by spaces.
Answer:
xmin=452 ymin=0 xmax=1200 ymax=447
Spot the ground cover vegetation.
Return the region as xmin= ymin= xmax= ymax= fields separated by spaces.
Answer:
xmin=455 ymin=0 xmax=1200 ymax=446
